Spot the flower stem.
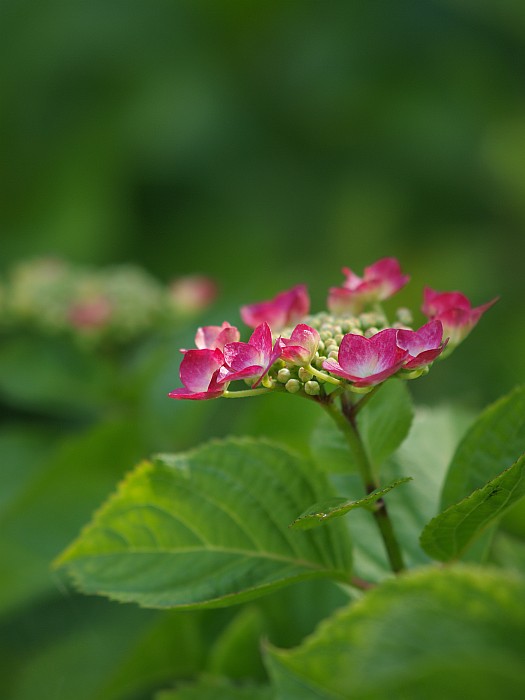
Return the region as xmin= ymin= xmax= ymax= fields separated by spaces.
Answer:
xmin=223 ymin=388 xmax=272 ymax=398
xmin=322 ymin=395 xmax=406 ymax=574
xmin=306 ymin=364 xmax=341 ymax=386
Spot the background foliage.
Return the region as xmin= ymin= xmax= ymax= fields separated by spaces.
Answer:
xmin=1 ymin=1 xmax=525 ymax=698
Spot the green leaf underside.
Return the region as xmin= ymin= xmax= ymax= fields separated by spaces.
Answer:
xmin=266 ymin=566 xmax=525 ymax=700
xmin=421 ymin=453 xmax=525 ymax=562
xmin=290 ymin=477 xmax=412 ymax=530
xmin=56 ymin=438 xmax=352 ymax=609
xmin=311 ymin=380 xmax=413 ymax=474
xmin=441 ymin=385 xmax=525 ymax=508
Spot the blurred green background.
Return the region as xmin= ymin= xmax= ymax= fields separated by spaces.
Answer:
xmin=2 ymin=0 xmax=523 ymax=406
xmin=1 ymin=1 xmax=525 ymax=697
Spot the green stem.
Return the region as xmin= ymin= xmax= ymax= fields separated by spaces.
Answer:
xmin=306 ymin=364 xmax=341 ymax=386
xmin=223 ymin=388 xmax=272 ymax=398
xmin=322 ymin=394 xmax=406 ymax=574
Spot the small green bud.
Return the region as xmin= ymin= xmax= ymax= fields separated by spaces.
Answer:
xmin=320 ymin=329 xmax=333 ymax=341
xmin=315 ymin=355 xmax=327 ymax=369
xmin=364 ymin=327 xmax=379 ymax=338
xmin=328 ymin=350 xmax=339 ymax=360
xmin=317 ymin=340 xmax=325 ymax=353
xmin=277 ymin=368 xmax=291 ymax=383
xmin=304 ymin=380 xmax=320 ymax=395
xmin=334 ymin=333 xmax=344 ymax=344
xmin=285 ymin=378 xmax=301 ymax=393
xmin=298 ymin=367 xmax=313 ymax=382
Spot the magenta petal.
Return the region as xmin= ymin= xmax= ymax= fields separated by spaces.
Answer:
xmin=168 ymin=386 xmax=223 ymax=400
xmin=249 ymin=322 xmax=273 ymax=358
xmin=252 ymin=337 xmax=284 ymax=388
xmin=240 ymin=285 xmax=310 ymax=331
xmin=219 ymin=364 xmax=264 ymax=384
xmin=403 ymin=345 xmax=446 ymax=369
xmin=178 ymin=348 xmax=224 ymax=393
xmin=397 ymin=320 xmax=443 ymax=356
xmin=333 ymin=329 xmax=408 ymax=385
xmin=223 ymin=341 xmax=261 ymax=371
xmin=281 ymin=324 xmax=320 ymax=365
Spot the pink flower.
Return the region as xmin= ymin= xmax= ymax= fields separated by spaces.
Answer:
xmin=168 ymin=275 xmax=217 ymax=314
xmin=193 ymin=322 xmax=240 ymax=351
xmin=322 ymin=329 xmax=409 ymax=387
xmin=280 ymin=324 xmax=320 ymax=366
xmin=422 ymin=287 xmax=498 ymax=345
xmin=328 ymin=258 xmax=410 ymax=314
xmin=168 ymin=348 xmax=225 ymax=400
xmin=240 ymin=285 xmax=309 ymax=332
xmin=219 ymin=322 xmax=283 ymax=388
xmin=396 ymin=320 xmax=447 ymax=369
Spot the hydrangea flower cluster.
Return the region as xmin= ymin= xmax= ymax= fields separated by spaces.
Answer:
xmin=169 ymin=258 xmax=497 ymax=401
xmin=1 ymin=258 xmax=217 ymax=347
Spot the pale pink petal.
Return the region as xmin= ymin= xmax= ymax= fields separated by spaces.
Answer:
xmin=248 ymin=322 xmax=273 ymax=360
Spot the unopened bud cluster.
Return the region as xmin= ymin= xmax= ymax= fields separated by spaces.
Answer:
xmin=0 ymin=258 xmax=216 ymax=349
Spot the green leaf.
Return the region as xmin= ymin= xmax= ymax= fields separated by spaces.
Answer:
xmin=0 ymin=419 xmax=145 ymax=614
xmin=156 ymin=676 xmax=272 ymax=700
xmin=441 ymin=385 xmax=525 ymax=508
xmin=290 ymin=478 xmax=412 ymax=530
xmin=0 ymin=595 xmax=205 ymax=700
xmin=56 ymin=438 xmax=353 ymax=609
xmin=265 ymin=566 xmax=525 ymax=700
xmin=420 ymin=453 xmax=525 ymax=561
xmin=311 ymin=380 xmax=413 ymax=474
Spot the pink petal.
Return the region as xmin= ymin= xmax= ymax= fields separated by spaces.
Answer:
xmin=195 ymin=322 xmax=240 ymax=351
xmin=328 ymin=329 xmax=408 ymax=385
xmin=240 ymin=285 xmax=310 ymax=331
xmin=249 ymin=322 xmax=273 ymax=359
xmin=223 ymin=342 xmax=262 ymax=371
xmin=252 ymin=337 xmax=284 ymax=388
xmin=397 ymin=320 xmax=443 ymax=356
xmin=173 ymin=349 xmax=224 ymax=396
xmin=281 ymin=324 xmax=320 ymax=365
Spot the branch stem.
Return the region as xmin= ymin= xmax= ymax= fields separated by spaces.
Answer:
xmin=322 ymin=395 xmax=406 ymax=574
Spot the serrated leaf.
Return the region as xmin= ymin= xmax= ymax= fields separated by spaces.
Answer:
xmin=265 ymin=566 xmax=525 ymax=700
xmin=311 ymin=380 xmax=413 ymax=474
xmin=156 ymin=676 xmax=272 ymax=700
xmin=56 ymin=439 xmax=352 ymax=609
xmin=441 ymin=385 xmax=525 ymax=508
xmin=420 ymin=453 xmax=525 ymax=561
xmin=290 ymin=478 xmax=412 ymax=530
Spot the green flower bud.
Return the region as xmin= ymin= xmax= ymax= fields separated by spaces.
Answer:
xmin=315 ymin=355 xmax=327 ymax=369
xmin=298 ymin=367 xmax=313 ymax=382
xmin=364 ymin=327 xmax=379 ymax=338
xmin=304 ymin=380 xmax=320 ymax=395
xmin=285 ymin=378 xmax=301 ymax=394
xmin=396 ymin=307 xmax=413 ymax=325
xmin=277 ymin=368 xmax=291 ymax=383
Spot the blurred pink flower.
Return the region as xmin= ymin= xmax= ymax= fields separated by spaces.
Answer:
xmin=280 ymin=324 xmax=320 ymax=366
xmin=328 ymin=258 xmax=410 ymax=314
xmin=240 ymin=285 xmax=309 ymax=332
xmin=168 ymin=348 xmax=225 ymax=400
xmin=422 ymin=287 xmax=498 ymax=345
xmin=169 ymin=275 xmax=217 ymax=314
xmin=68 ymin=297 xmax=112 ymax=329
xmin=219 ymin=322 xmax=283 ymax=387
xmin=396 ymin=320 xmax=447 ymax=369
xmin=323 ymin=329 xmax=408 ymax=387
